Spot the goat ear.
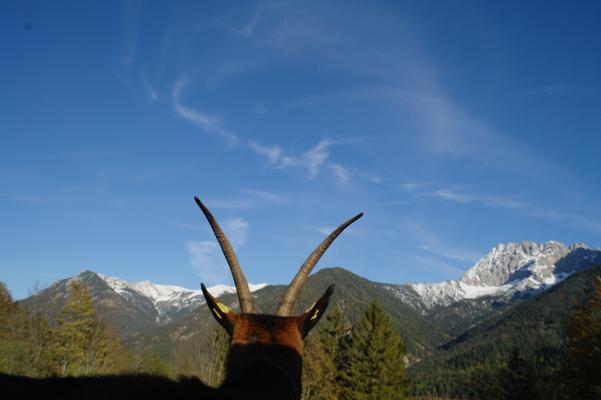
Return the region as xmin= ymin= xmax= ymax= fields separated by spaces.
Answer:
xmin=298 ymin=284 xmax=335 ymax=339
xmin=201 ymin=283 xmax=237 ymax=335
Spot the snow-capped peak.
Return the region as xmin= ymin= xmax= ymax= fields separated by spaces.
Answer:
xmin=98 ymin=274 xmax=267 ymax=305
xmin=387 ymin=241 xmax=600 ymax=312
xmin=96 ymin=273 xmax=268 ymax=323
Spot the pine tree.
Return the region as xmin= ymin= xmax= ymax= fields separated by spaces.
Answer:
xmin=497 ymin=350 xmax=540 ymax=400
xmin=302 ymin=333 xmax=336 ymax=400
xmin=302 ymin=305 xmax=350 ymax=400
xmin=560 ymin=275 xmax=601 ymax=400
xmin=338 ymin=302 xmax=408 ymax=400
xmin=319 ymin=305 xmax=350 ymax=366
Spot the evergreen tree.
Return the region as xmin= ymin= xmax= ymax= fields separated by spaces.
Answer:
xmin=208 ymin=326 xmax=229 ymax=387
xmin=560 ymin=275 xmax=601 ymax=400
xmin=319 ymin=305 xmax=350 ymax=365
xmin=302 ymin=305 xmax=350 ymax=400
xmin=497 ymin=350 xmax=540 ymax=400
xmin=48 ymin=279 xmax=123 ymax=376
xmin=302 ymin=333 xmax=336 ymax=400
xmin=338 ymin=302 xmax=408 ymax=400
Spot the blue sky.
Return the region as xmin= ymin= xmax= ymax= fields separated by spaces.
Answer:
xmin=1 ymin=1 xmax=600 ymax=299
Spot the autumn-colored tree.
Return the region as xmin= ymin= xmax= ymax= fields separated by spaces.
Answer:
xmin=560 ymin=275 xmax=601 ymax=400
xmin=338 ymin=302 xmax=408 ymax=400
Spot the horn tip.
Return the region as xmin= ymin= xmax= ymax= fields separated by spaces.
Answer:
xmin=326 ymin=284 xmax=335 ymax=296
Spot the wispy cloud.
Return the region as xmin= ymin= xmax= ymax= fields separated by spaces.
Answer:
xmin=186 ymin=217 xmax=249 ymax=283
xmin=413 ymin=187 xmax=526 ymax=210
xmin=328 ymin=163 xmax=350 ymax=183
xmin=250 ymin=139 xmax=336 ymax=179
xmin=140 ymin=73 xmax=159 ymax=102
xmin=425 ymin=189 xmax=472 ymax=204
xmin=248 ymin=141 xmax=283 ymax=167
xmin=172 ymin=77 xmax=239 ymax=144
xmin=186 ymin=240 xmax=222 ymax=283
xmin=173 ymin=78 xmax=340 ymax=180
xmin=278 ymin=139 xmax=334 ymax=179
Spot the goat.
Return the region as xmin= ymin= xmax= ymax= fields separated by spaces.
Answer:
xmin=0 ymin=197 xmax=362 ymax=399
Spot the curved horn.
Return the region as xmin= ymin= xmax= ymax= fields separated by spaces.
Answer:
xmin=276 ymin=212 xmax=363 ymax=316
xmin=194 ymin=196 xmax=255 ymax=313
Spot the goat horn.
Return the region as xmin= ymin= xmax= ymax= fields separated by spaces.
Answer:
xmin=194 ymin=196 xmax=255 ymax=313
xmin=275 ymin=212 xmax=363 ymax=316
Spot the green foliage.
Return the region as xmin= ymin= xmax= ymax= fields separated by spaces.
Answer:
xmin=0 ymin=282 xmax=53 ymax=376
xmin=208 ymin=327 xmax=229 ymax=387
xmin=338 ymin=302 xmax=408 ymax=400
xmin=302 ymin=306 xmax=350 ymax=400
xmin=47 ymin=279 xmax=125 ymax=376
xmin=130 ymin=347 xmax=173 ymax=376
xmin=560 ymin=275 xmax=601 ymax=400
xmin=408 ymin=264 xmax=601 ymax=398
xmin=4 ymin=265 xmax=601 ymax=398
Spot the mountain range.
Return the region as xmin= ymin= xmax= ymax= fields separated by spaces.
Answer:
xmin=21 ymin=240 xmax=600 ymax=347
xmin=14 ymin=239 xmax=601 ymax=397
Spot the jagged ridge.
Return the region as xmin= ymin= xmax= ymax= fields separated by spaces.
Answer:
xmin=386 ymin=241 xmax=601 ymax=313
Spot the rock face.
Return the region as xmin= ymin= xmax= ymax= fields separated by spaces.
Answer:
xmin=386 ymin=241 xmax=601 ymax=313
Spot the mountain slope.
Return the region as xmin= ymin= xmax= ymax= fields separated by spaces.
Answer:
xmin=22 ymin=271 xmax=158 ymax=336
xmin=21 ymin=271 xmax=265 ymax=336
xmin=407 ymin=263 xmax=601 ymax=397
xmin=128 ymin=268 xmax=451 ymax=360
xmin=387 ymin=242 xmax=601 ymax=336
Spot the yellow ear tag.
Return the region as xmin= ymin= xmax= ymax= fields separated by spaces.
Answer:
xmin=305 ymin=302 xmax=316 ymax=313
xmin=217 ymin=303 xmax=230 ymax=314
xmin=310 ymin=309 xmax=320 ymax=320
xmin=213 ymin=303 xmax=230 ymax=319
